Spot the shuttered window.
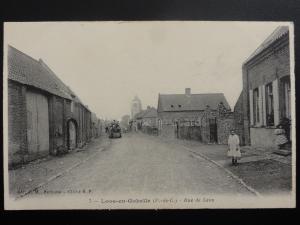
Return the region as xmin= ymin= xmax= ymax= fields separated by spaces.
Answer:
xmin=253 ymin=88 xmax=260 ymax=125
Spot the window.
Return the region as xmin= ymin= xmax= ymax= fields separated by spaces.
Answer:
xmin=253 ymin=88 xmax=259 ymax=124
xmin=265 ymin=83 xmax=274 ymax=126
xmin=178 ymin=104 xmax=182 ymax=108
xmin=171 ymin=105 xmax=174 ymax=108
xmin=281 ymin=76 xmax=291 ymax=119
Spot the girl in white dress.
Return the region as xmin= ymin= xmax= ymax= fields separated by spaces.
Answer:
xmin=227 ymin=130 xmax=241 ymax=166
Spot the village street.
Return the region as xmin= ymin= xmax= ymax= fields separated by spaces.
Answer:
xmin=24 ymin=133 xmax=253 ymax=197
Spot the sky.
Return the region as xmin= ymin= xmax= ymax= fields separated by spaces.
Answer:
xmin=4 ymin=21 xmax=285 ymax=120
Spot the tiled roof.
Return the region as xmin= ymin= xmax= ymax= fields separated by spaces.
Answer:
xmin=134 ymin=107 xmax=157 ymax=119
xmin=244 ymin=26 xmax=289 ymax=65
xmin=158 ymin=93 xmax=230 ymax=112
xmin=8 ymin=45 xmax=71 ymax=100
xmin=143 ymin=107 xmax=157 ymax=118
xmin=39 ymin=59 xmax=84 ymax=105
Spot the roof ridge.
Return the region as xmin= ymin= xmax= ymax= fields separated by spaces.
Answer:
xmin=159 ymin=93 xmax=225 ymax=95
xmin=39 ymin=59 xmax=69 ymax=89
xmin=8 ymin=45 xmax=40 ymax=65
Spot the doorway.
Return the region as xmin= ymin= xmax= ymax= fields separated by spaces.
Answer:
xmin=209 ymin=117 xmax=218 ymax=143
xmin=67 ymin=119 xmax=77 ymax=150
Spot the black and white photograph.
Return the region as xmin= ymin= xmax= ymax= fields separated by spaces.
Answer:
xmin=3 ymin=21 xmax=295 ymax=209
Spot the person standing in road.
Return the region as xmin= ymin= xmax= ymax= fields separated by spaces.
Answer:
xmin=227 ymin=130 xmax=241 ymax=166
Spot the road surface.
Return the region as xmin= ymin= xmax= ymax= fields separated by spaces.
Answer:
xmin=31 ymin=133 xmax=252 ymax=196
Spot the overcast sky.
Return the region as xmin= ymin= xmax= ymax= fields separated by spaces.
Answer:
xmin=5 ymin=22 xmax=284 ymax=120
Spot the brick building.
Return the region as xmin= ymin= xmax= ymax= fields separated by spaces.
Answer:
xmin=237 ymin=26 xmax=291 ymax=149
xmin=7 ymin=46 xmax=99 ymax=167
xmin=157 ymin=88 xmax=233 ymax=144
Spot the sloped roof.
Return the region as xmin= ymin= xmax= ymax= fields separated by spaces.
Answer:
xmin=158 ymin=93 xmax=230 ymax=112
xmin=143 ymin=107 xmax=157 ymax=118
xmin=134 ymin=107 xmax=157 ymax=119
xmin=8 ymin=45 xmax=71 ymax=100
xmin=244 ymin=26 xmax=289 ymax=65
xmin=39 ymin=59 xmax=84 ymax=105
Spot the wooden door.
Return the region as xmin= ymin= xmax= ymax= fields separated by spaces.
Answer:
xmin=26 ymin=90 xmax=49 ymax=155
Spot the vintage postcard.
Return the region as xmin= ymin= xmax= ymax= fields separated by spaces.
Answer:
xmin=3 ymin=21 xmax=296 ymax=209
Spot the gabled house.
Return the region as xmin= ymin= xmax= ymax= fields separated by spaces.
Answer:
xmin=157 ymin=88 xmax=232 ymax=143
xmin=238 ymin=26 xmax=291 ymax=149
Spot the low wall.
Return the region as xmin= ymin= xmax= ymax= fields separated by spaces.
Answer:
xmin=250 ymin=127 xmax=277 ymax=149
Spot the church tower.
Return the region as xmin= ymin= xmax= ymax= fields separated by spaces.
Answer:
xmin=131 ymin=95 xmax=142 ymax=119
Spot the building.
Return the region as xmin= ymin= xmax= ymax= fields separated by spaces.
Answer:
xmin=139 ymin=106 xmax=158 ymax=135
xmin=131 ymin=95 xmax=142 ymax=119
xmin=134 ymin=110 xmax=146 ymax=130
xmin=157 ymin=88 xmax=233 ymax=144
xmin=134 ymin=106 xmax=158 ymax=132
xmin=120 ymin=114 xmax=130 ymax=130
xmin=140 ymin=106 xmax=158 ymax=128
xmin=7 ymin=46 xmax=99 ymax=168
xmin=238 ymin=26 xmax=291 ymax=149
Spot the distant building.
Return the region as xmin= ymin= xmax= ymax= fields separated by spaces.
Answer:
xmin=120 ymin=114 xmax=130 ymax=129
xmin=157 ymin=88 xmax=233 ymax=144
xmin=131 ymin=95 xmax=142 ymax=119
xmin=134 ymin=106 xmax=158 ymax=130
xmin=237 ymin=26 xmax=291 ymax=149
xmin=141 ymin=106 xmax=158 ymax=128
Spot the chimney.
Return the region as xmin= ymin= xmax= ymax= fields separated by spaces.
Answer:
xmin=185 ymin=88 xmax=191 ymax=95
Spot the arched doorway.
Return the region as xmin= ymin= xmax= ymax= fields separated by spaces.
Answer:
xmin=67 ymin=119 xmax=77 ymax=150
